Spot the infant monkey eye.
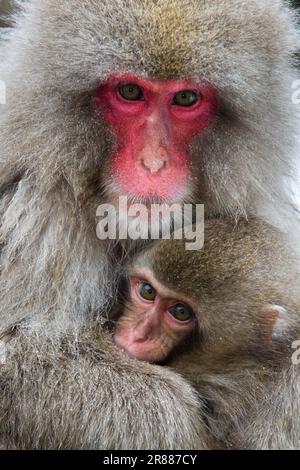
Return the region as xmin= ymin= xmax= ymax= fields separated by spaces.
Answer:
xmin=168 ymin=303 xmax=194 ymax=322
xmin=139 ymin=282 xmax=156 ymax=301
xmin=173 ymin=90 xmax=200 ymax=107
xmin=119 ymin=83 xmax=144 ymax=101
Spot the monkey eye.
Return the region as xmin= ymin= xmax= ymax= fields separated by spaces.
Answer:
xmin=168 ymin=303 xmax=194 ymax=322
xmin=118 ymin=83 xmax=144 ymax=101
xmin=139 ymin=282 xmax=156 ymax=301
xmin=173 ymin=90 xmax=199 ymax=107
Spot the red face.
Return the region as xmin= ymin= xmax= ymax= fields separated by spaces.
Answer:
xmin=97 ymin=75 xmax=218 ymax=201
xmin=114 ymin=272 xmax=197 ymax=363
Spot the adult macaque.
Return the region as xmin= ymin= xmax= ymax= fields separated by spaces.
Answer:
xmin=114 ymin=218 xmax=300 ymax=448
xmin=0 ymin=0 xmax=299 ymax=449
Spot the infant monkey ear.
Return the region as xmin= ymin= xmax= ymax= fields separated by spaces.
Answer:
xmin=261 ymin=305 xmax=289 ymax=343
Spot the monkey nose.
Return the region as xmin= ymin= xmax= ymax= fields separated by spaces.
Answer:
xmin=141 ymin=156 xmax=167 ymax=174
xmin=139 ymin=147 xmax=169 ymax=175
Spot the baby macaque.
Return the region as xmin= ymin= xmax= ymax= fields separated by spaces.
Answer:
xmin=114 ymin=218 xmax=300 ymax=366
xmin=113 ymin=217 xmax=300 ymax=448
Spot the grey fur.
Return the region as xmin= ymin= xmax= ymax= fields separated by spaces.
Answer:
xmin=145 ymin=218 xmax=300 ymax=449
xmin=0 ymin=0 xmax=299 ymax=449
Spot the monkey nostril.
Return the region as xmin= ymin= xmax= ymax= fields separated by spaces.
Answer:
xmin=141 ymin=156 xmax=167 ymax=175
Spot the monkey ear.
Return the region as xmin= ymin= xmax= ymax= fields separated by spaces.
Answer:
xmin=261 ymin=305 xmax=288 ymax=342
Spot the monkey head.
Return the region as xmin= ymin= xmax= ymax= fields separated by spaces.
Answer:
xmin=114 ymin=219 xmax=299 ymax=367
xmin=3 ymin=0 xmax=298 ymax=222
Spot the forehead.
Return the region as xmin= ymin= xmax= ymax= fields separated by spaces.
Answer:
xmin=101 ymin=73 xmax=207 ymax=94
xmin=46 ymin=0 xmax=292 ymax=99
xmin=142 ymin=221 xmax=263 ymax=300
xmin=102 ymin=0 xmax=280 ymax=82
xmin=136 ymin=2 xmax=195 ymax=78
xmin=147 ymin=239 xmax=208 ymax=297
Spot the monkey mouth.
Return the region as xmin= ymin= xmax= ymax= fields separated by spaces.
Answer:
xmin=112 ymin=173 xmax=190 ymax=202
xmin=108 ymin=188 xmax=188 ymax=209
xmin=114 ymin=332 xmax=167 ymax=364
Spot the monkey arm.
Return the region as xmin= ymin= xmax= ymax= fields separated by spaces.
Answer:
xmin=0 ymin=328 xmax=215 ymax=450
xmin=173 ymin=363 xmax=300 ymax=450
xmin=228 ymin=368 xmax=300 ymax=450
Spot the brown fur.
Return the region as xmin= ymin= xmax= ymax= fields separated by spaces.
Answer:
xmin=0 ymin=1 xmax=14 ymax=27
xmin=133 ymin=218 xmax=300 ymax=448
